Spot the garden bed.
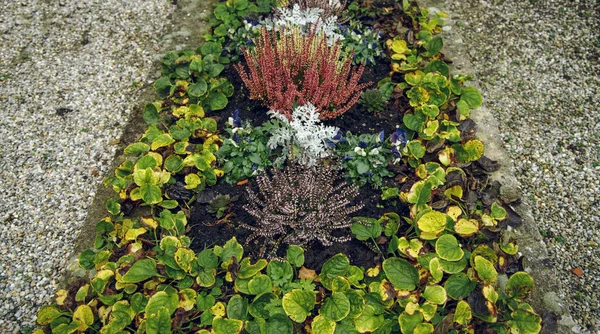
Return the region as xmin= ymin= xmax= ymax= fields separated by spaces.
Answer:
xmin=35 ymin=0 xmax=546 ymax=333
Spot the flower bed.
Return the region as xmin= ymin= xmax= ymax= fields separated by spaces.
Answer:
xmin=35 ymin=0 xmax=543 ymax=333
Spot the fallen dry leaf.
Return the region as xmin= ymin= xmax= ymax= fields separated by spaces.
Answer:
xmin=298 ymin=266 xmax=317 ymax=279
xmin=236 ymin=179 xmax=249 ymax=186
xmin=571 ymin=267 xmax=583 ymax=278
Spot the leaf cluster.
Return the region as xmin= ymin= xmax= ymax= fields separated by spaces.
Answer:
xmin=154 ymin=44 xmax=234 ymax=111
xmin=334 ymin=131 xmax=395 ymax=186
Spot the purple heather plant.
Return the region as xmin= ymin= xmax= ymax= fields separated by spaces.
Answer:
xmin=242 ymin=164 xmax=363 ymax=257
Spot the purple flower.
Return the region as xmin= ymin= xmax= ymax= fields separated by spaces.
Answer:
xmin=391 ymin=129 xmax=407 ymax=145
xmin=343 ymin=155 xmax=353 ymax=161
xmin=365 ymin=172 xmax=373 ymax=177
xmin=377 ymin=130 xmax=385 ymax=143
xmin=358 ymin=141 xmax=368 ymax=149
xmin=232 ymin=133 xmax=241 ymax=143
xmin=391 ymin=146 xmax=401 ymax=158
xmin=232 ymin=109 xmax=242 ymax=128
xmin=251 ymin=164 xmax=258 ymax=171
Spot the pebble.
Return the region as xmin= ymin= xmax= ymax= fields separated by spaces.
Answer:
xmin=0 ymin=0 xmax=173 ymax=332
xmin=444 ymin=0 xmax=600 ymax=330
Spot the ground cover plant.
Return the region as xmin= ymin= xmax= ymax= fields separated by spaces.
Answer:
xmin=36 ymin=0 xmax=545 ymax=333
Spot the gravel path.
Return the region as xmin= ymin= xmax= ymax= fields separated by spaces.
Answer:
xmin=443 ymin=0 xmax=600 ymax=330
xmin=0 ymin=1 xmax=172 ymax=331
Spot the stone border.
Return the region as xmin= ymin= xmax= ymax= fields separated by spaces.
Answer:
xmin=421 ymin=0 xmax=576 ymax=332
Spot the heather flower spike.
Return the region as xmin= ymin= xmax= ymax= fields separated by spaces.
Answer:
xmin=242 ymin=164 xmax=363 ymax=258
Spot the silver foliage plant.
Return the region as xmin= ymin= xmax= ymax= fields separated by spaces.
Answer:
xmin=267 ymin=103 xmax=339 ymax=167
xmin=261 ymin=4 xmax=344 ymax=46
xmin=242 ymin=164 xmax=363 ymax=257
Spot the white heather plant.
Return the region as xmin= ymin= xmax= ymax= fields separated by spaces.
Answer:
xmin=267 ymin=103 xmax=339 ymax=167
xmin=262 ymin=4 xmax=344 ymax=45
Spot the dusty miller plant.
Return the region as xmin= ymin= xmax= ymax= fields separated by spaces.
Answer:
xmin=242 ymin=164 xmax=363 ymax=257
xmin=267 ymin=103 xmax=339 ymax=166
xmin=262 ymin=4 xmax=343 ymax=45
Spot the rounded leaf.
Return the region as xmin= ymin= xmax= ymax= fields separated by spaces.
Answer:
xmin=382 ymin=258 xmax=419 ymax=290
xmin=37 ymin=305 xmax=62 ymax=325
xmin=320 ymin=292 xmax=350 ymax=322
xmin=444 ymin=273 xmax=476 ymax=299
xmin=507 ymin=272 xmax=534 ymax=301
xmin=282 ymin=289 xmax=316 ymax=323
xmin=474 ymin=256 xmax=498 ymax=285
xmin=422 ymin=285 xmax=447 ymax=305
xmin=435 ymin=234 xmax=464 ymax=261
xmin=416 ymin=211 xmax=447 ymax=240
xmin=73 ymin=305 xmax=94 ymax=331
xmin=311 ymin=315 xmax=336 ymax=334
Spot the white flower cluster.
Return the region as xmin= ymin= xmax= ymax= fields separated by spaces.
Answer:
xmin=262 ymin=4 xmax=344 ymax=46
xmin=268 ymin=103 xmax=339 ymax=166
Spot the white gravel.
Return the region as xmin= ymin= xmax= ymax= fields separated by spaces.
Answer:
xmin=0 ymin=0 xmax=173 ymax=332
xmin=444 ymin=0 xmax=600 ymax=330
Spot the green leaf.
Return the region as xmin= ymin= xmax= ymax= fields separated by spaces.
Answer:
xmin=460 ymin=87 xmax=482 ymax=108
xmin=53 ymin=322 xmax=79 ymax=334
xmin=416 ymin=210 xmax=447 ymax=240
xmin=248 ymin=292 xmax=277 ymax=319
xmin=422 ymin=285 xmax=447 ymax=305
xmin=344 ymin=290 xmax=365 ymax=318
xmin=312 ymin=315 xmax=336 ymax=334
xmin=140 ymin=184 xmax=163 ymax=204
xmin=201 ymin=41 xmax=223 ymax=56
xmin=456 ymin=100 xmax=470 ymax=117
xmin=174 ymin=247 xmax=196 ymax=272
xmin=320 ymin=292 xmax=350 ymax=322
xmin=78 ymin=249 xmax=95 ymax=270
xmin=124 ymin=142 xmax=150 ymax=155
xmin=435 ymin=234 xmax=464 ymax=261
xmin=143 ymin=103 xmax=160 ymax=125
xmin=197 ymin=249 xmax=219 ymax=270
xmin=37 ymin=306 xmax=62 ymax=325
xmin=407 ymin=140 xmax=426 ymax=158
xmin=184 ymin=173 xmax=202 ymax=190
xmin=509 ymin=304 xmax=542 ymax=334
xmin=425 ymin=37 xmax=443 ymax=55
xmin=106 ymin=198 xmax=121 ymax=216
xmin=146 ymin=307 xmax=172 ymax=334
xmin=154 ymin=76 xmax=171 ymax=90
xmin=398 ymin=312 xmax=423 ymax=334
xmin=356 ymin=161 xmax=370 ymax=174
xmin=444 ymin=273 xmax=476 ymax=299
xmin=474 ymin=256 xmax=498 ymax=285
xmin=238 ymin=258 xmax=268 ymax=279
xmin=267 ymin=260 xmax=293 ymax=287
xmin=321 ymin=254 xmax=350 ymax=279
xmin=490 ymin=201 xmax=507 ymax=220
xmin=206 ymin=62 xmax=225 ymax=78
xmin=227 ymin=294 xmax=248 ymax=320
xmin=407 ymin=180 xmax=432 ymax=206
xmin=282 ymin=289 xmax=316 ymax=323
xmin=146 ymin=291 xmax=178 ymax=316
xmin=121 ymin=259 xmax=158 ymax=283
xmin=350 ymin=218 xmax=382 ymax=241
xmin=131 ymin=292 xmax=149 ymax=314
xmin=164 ymin=154 xmax=184 ymax=172
xmin=196 ymin=293 xmax=216 ymax=311
xmin=135 ymin=155 xmax=157 ymax=170
xmin=382 ymin=258 xmax=419 ymax=290
xmin=207 ymin=91 xmax=228 ymax=110
xmin=214 ymin=237 xmax=244 ymax=262
xmin=188 ymin=80 xmax=208 ymax=97
xmin=424 ymin=59 xmax=449 ymax=77
xmin=197 ymin=269 xmax=217 ymax=287
xmin=507 ymin=272 xmax=535 ymax=301
xmin=286 ymin=246 xmax=305 ymax=267
xmin=213 ymin=316 xmax=244 ymax=334
xmin=151 ymin=133 xmax=175 ymax=150
xmin=453 ymin=300 xmax=472 ymax=325
xmin=248 ymin=274 xmax=272 ymax=295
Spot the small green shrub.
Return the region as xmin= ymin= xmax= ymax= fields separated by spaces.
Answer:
xmin=358 ymin=88 xmax=389 ymax=113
